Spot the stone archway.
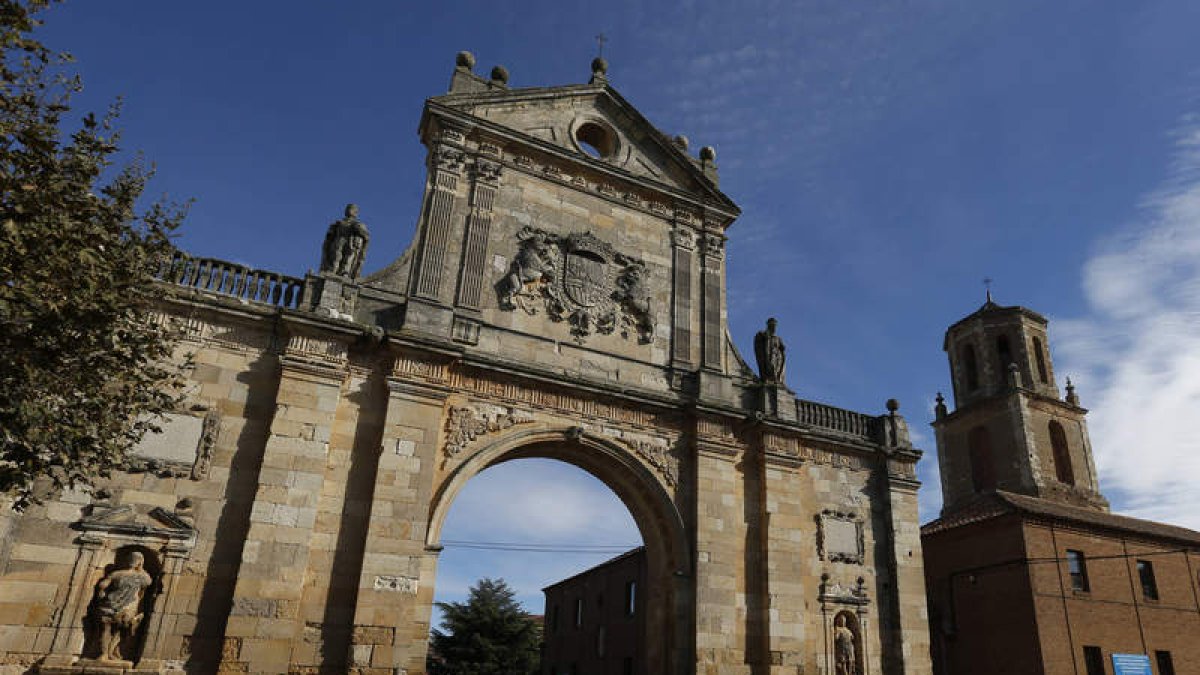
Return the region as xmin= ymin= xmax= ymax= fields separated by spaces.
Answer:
xmin=426 ymin=426 xmax=692 ymax=675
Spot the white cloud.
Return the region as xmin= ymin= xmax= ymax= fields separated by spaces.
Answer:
xmin=1055 ymin=120 xmax=1200 ymax=531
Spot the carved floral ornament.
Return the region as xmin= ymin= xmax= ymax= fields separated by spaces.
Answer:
xmin=497 ymin=227 xmax=655 ymax=343
xmin=443 ymin=403 xmax=535 ymax=460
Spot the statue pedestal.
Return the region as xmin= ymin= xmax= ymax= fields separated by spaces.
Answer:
xmin=306 ymin=273 xmax=357 ymax=321
xmin=759 ymin=383 xmax=796 ymax=422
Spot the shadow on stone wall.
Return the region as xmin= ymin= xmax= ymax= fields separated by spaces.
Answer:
xmin=186 ymin=350 xmax=279 ymax=674
xmin=317 ymin=363 xmax=386 ymax=672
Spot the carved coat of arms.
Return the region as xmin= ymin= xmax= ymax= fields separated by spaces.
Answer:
xmin=498 ymin=227 xmax=654 ymax=343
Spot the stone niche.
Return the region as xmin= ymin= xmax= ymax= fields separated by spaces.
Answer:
xmin=37 ymin=504 xmax=195 ymax=675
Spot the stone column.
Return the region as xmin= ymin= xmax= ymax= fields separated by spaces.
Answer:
xmin=670 ymin=223 xmax=696 ymax=367
xmin=879 ymin=454 xmax=931 ymax=674
xmin=221 ymin=329 xmax=349 ymax=674
xmin=408 ymin=125 xmax=467 ymax=335
xmin=454 ymin=154 xmax=502 ymax=311
xmin=346 ymin=356 xmax=449 ymax=675
xmin=699 ymin=227 xmax=725 ymax=372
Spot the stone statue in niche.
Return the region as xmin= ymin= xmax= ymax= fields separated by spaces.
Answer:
xmin=499 ymin=230 xmax=557 ymax=310
xmin=320 ymin=203 xmax=370 ymax=278
xmin=834 ymin=612 xmax=861 ymax=675
xmin=754 ymin=317 xmax=786 ymax=384
xmin=497 ymin=227 xmax=656 ymax=344
xmin=90 ymin=550 xmax=153 ymax=663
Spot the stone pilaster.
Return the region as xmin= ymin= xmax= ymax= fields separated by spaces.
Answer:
xmin=411 ymin=128 xmax=467 ymax=306
xmin=879 ymin=454 xmax=931 ymax=674
xmin=670 ymin=224 xmax=696 ymax=367
xmin=346 ymin=360 xmax=448 ymax=675
xmin=761 ymin=434 xmax=808 ymax=671
xmin=700 ymin=227 xmax=725 ymax=372
xmin=455 ymin=154 xmax=502 ymax=311
xmin=221 ymin=329 xmax=349 ymax=674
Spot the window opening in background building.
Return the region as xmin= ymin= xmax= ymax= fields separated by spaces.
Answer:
xmin=1083 ymin=646 xmax=1104 ymax=675
xmin=968 ymin=426 xmax=996 ymax=492
xmin=1156 ymin=651 xmax=1176 ymax=675
xmin=962 ymin=344 xmax=980 ymax=391
xmin=1033 ymin=336 xmax=1049 ymax=383
xmin=575 ymin=597 xmax=583 ymax=628
xmin=1049 ymin=421 xmax=1075 ymax=486
xmin=1137 ymin=560 xmax=1159 ymax=600
xmin=1067 ymin=550 xmax=1089 ymax=592
xmin=625 ymin=580 xmax=636 ymax=617
xmin=996 ymin=334 xmax=1013 ymax=379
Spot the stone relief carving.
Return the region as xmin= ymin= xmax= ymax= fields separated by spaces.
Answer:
xmin=630 ymin=438 xmax=679 ymax=488
xmin=191 ymin=410 xmax=219 ymax=480
xmin=497 ymin=227 xmax=655 ymax=343
xmin=817 ymin=509 xmax=865 ymax=565
xmin=444 ymin=404 xmax=535 ymax=459
xmin=373 ymin=575 xmax=419 ymax=594
xmin=89 ymin=550 xmax=154 ymax=664
xmin=819 ymin=573 xmax=869 ymax=606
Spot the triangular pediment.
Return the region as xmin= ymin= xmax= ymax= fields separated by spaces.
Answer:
xmin=77 ymin=504 xmax=195 ymax=539
xmin=429 ymin=84 xmax=736 ymax=210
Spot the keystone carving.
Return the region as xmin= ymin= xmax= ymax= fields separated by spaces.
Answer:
xmin=497 ymin=227 xmax=655 ymax=343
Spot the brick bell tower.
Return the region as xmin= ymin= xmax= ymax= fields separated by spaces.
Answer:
xmin=931 ymin=293 xmax=1108 ymax=515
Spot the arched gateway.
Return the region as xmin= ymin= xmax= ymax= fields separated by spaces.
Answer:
xmin=0 ymin=55 xmax=930 ymax=675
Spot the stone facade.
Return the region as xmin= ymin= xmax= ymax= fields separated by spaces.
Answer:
xmin=0 ymin=54 xmax=930 ymax=675
xmin=923 ymin=299 xmax=1200 ymax=675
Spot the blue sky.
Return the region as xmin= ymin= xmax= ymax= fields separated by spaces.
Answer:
xmin=38 ymin=1 xmax=1200 ymax=618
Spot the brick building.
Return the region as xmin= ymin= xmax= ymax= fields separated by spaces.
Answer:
xmin=923 ymin=297 xmax=1200 ymax=675
xmin=542 ymin=547 xmax=646 ymax=675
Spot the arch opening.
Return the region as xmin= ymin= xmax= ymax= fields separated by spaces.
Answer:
xmin=426 ymin=429 xmax=690 ymax=675
xmin=968 ymin=425 xmax=996 ymax=493
xmin=1049 ymin=420 xmax=1074 ymax=486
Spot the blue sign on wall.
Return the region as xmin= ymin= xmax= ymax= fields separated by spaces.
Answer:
xmin=1112 ymin=653 xmax=1152 ymax=675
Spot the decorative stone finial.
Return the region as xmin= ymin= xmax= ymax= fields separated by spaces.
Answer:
xmin=591 ymin=56 xmax=608 ymax=76
xmin=456 ymin=51 xmax=476 ymax=70
xmin=673 ymin=134 xmax=690 ymax=151
xmin=700 ymin=145 xmax=716 ymax=162
xmin=1065 ymin=377 xmax=1079 ymax=406
xmin=934 ymin=392 xmax=947 ymax=419
xmin=490 ymin=65 xmax=509 ymax=84
xmin=886 ymin=398 xmax=900 ymax=414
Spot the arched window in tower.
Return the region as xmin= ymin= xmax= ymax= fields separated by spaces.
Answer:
xmin=1049 ymin=420 xmax=1074 ymax=485
xmin=968 ymin=425 xmax=996 ymax=492
xmin=1033 ymin=337 xmax=1049 ymax=384
xmin=996 ymin=334 xmax=1014 ymax=380
xmin=961 ymin=344 xmax=980 ymax=392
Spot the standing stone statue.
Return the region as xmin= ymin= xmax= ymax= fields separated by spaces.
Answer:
xmin=91 ymin=551 xmax=153 ymax=663
xmin=320 ymin=203 xmax=370 ymax=278
xmin=835 ymin=614 xmax=857 ymax=675
xmin=754 ymin=317 xmax=786 ymax=384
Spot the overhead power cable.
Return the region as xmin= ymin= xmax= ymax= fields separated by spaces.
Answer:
xmin=440 ymin=539 xmax=641 ymax=554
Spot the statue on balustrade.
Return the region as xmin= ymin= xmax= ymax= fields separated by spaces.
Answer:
xmin=320 ymin=203 xmax=370 ymax=278
xmin=754 ymin=317 xmax=786 ymax=384
xmin=91 ymin=550 xmax=153 ymax=663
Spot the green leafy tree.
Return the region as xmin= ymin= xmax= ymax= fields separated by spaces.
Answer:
xmin=1 ymin=0 xmax=187 ymax=508
xmin=428 ymin=578 xmax=542 ymax=675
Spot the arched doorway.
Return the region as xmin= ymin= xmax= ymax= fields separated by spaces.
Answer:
xmin=426 ymin=428 xmax=692 ymax=675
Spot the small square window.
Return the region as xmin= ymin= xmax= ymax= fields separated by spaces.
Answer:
xmin=1067 ymin=550 xmax=1089 ymax=592
xmin=1137 ymin=560 xmax=1159 ymax=600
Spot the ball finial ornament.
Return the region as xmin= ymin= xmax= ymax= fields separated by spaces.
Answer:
xmin=886 ymin=398 xmax=900 ymax=413
xmin=673 ymin=134 xmax=690 ymax=150
xmin=490 ymin=65 xmax=509 ymax=84
xmin=591 ymin=56 xmax=608 ymax=75
xmin=700 ymin=145 xmax=716 ymax=162
xmin=455 ymin=51 xmax=476 ymax=70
